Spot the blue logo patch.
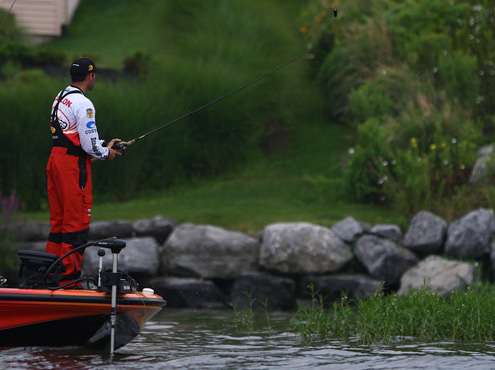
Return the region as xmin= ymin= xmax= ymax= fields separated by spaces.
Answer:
xmin=86 ymin=121 xmax=96 ymax=129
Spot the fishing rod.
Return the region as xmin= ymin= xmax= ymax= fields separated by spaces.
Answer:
xmin=114 ymin=8 xmax=338 ymax=152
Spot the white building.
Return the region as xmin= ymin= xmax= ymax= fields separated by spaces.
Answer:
xmin=0 ymin=0 xmax=80 ymax=39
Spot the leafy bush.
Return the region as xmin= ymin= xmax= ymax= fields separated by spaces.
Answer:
xmin=349 ymin=65 xmax=419 ymax=123
xmin=437 ymin=51 xmax=480 ymax=106
xmin=303 ymin=0 xmax=488 ymax=216
xmin=344 ymin=104 xmax=479 ymax=213
xmin=123 ymin=51 xmax=150 ymax=77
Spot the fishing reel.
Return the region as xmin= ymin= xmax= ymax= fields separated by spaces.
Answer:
xmin=103 ymin=139 xmax=134 ymax=155
xmin=112 ymin=141 xmax=130 ymax=153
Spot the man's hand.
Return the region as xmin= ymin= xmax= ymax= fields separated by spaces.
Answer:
xmin=106 ymin=138 xmax=123 ymax=160
xmin=107 ymin=148 xmax=122 ymax=160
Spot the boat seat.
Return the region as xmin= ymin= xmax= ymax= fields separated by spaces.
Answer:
xmin=17 ymin=250 xmax=65 ymax=288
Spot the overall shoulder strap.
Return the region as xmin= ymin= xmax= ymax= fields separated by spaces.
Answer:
xmin=50 ymin=88 xmax=84 ymax=125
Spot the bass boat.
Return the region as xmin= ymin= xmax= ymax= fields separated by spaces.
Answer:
xmin=0 ymin=239 xmax=165 ymax=351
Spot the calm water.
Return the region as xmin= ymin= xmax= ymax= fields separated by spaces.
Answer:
xmin=2 ymin=310 xmax=495 ymax=370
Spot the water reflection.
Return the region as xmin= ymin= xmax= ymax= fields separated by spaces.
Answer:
xmin=1 ymin=310 xmax=495 ymax=370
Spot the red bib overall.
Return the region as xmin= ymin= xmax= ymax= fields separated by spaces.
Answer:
xmin=45 ymin=88 xmax=92 ymax=283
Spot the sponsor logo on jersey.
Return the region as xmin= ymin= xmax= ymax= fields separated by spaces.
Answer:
xmin=86 ymin=108 xmax=94 ymax=119
xmin=91 ymin=137 xmax=102 ymax=156
xmin=61 ymin=98 xmax=72 ymax=108
xmin=86 ymin=121 xmax=96 ymax=129
xmin=60 ymin=122 xmax=68 ymax=130
xmin=50 ymin=127 xmax=56 ymax=134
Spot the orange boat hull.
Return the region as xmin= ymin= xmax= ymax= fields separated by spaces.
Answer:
xmin=0 ymin=288 xmax=165 ymax=349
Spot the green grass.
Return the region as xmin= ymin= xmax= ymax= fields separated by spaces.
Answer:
xmin=47 ymin=0 xmax=172 ymax=66
xmin=26 ymin=122 xmax=400 ymax=233
xmin=292 ymin=285 xmax=495 ymax=343
xmin=17 ymin=0 xmax=403 ymax=230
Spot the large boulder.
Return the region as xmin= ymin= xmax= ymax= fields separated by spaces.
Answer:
xmin=369 ymin=224 xmax=402 ymax=242
xmin=16 ymin=241 xmax=46 ymax=252
xmin=445 ymin=209 xmax=495 ymax=259
xmin=403 ymin=211 xmax=447 ymax=254
xmin=150 ymin=277 xmax=226 ymax=309
xmin=230 ymin=272 xmax=296 ymax=311
xmin=299 ymin=274 xmax=382 ymax=305
xmin=355 ymin=235 xmax=418 ymax=286
xmin=399 ymin=256 xmax=475 ymax=296
xmin=1 ymin=222 xmax=50 ymax=242
xmin=132 ymin=216 xmax=175 ymax=244
xmin=83 ymin=237 xmax=160 ymax=276
xmin=89 ymin=221 xmax=134 ymax=240
xmin=162 ymin=224 xmax=259 ymax=279
xmin=260 ymin=223 xmax=353 ymax=274
xmin=331 ymin=217 xmax=369 ymax=243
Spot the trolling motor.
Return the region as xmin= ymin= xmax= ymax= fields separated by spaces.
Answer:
xmin=97 ymin=249 xmax=105 ymax=288
xmin=91 ymin=238 xmax=126 ymax=356
xmin=36 ymin=237 xmax=132 ymax=355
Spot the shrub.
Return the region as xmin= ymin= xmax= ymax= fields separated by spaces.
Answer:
xmin=302 ymin=0 xmax=487 ymax=215
xmin=437 ymin=51 xmax=480 ymax=106
xmin=344 ymin=104 xmax=479 ymax=213
xmin=123 ymin=51 xmax=150 ymax=77
xmin=349 ymin=65 xmax=420 ymax=123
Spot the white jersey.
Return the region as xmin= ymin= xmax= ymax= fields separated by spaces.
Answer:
xmin=51 ymin=85 xmax=109 ymax=159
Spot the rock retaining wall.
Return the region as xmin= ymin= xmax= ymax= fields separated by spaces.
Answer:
xmin=5 ymin=209 xmax=495 ymax=310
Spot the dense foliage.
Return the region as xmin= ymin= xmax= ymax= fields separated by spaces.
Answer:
xmin=301 ymin=0 xmax=495 ymax=216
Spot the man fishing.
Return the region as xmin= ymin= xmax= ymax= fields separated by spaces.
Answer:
xmin=45 ymin=57 xmax=122 ymax=285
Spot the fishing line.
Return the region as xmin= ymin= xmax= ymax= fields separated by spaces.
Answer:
xmin=117 ymin=8 xmax=339 ymax=150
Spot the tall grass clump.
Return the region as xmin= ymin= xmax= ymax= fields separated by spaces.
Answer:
xmin=0 ymin=192 xmax=21 ymax=281
xmin=292 ymin=285 xmax=495 ymax=343
xmin=301 ymin=0 xmax=495 ymax=218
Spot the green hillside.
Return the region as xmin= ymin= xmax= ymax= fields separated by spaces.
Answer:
xmin=11 ymin=0 xmax=495 ymax=230
xmin=2 ymin=0 xmax=399 ymax=230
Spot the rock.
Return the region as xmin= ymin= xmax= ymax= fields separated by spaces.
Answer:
xmin=299 ymin=274 xmax=382 ymax=305
xmin=355 ymin=235 xmax=418 ymax=286
xmin=89 ymin=221 xmax=134 ymax=240
xmin=399 ymin=256 xmax=475 ymax=296
xmin=230 ymin=272 xmax=296 ymax=311
xmin=470 ymin=144 xmax=495 ymax=184
xmin=132 ymin=216 xmax=175 ymax=244
xmin=260 ymin=223 xmax=353 ymax=274
xmin=369 ymin=224 xmax=402 ymax=242
xmin=162 ymin=224 xmax=259 ymax=279
xmin=403 ymin=211 xmax=447 ymax=254
xmin=149 ymin=277 xmax=226 ymax=309
xmin=1 ymin=222 xmax=50 ymax=242
xmin=478 ymin=144 xmax=495 ymax=158
xmin=331 ymin=217 xmax=369 ymax=243
xmin=83 ymin=237 xmax=160 ymax=276
xmin=445 ymin=208 xmax=495 ymax=259
xmin=16 ymin=241 xmax=46 ymax=252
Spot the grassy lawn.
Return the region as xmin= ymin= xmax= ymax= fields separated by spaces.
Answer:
xmin=23 ymin=0 xmax=401 ymax=232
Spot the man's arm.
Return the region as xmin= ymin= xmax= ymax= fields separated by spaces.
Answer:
xmin=76 ymin=102 xmax=112 ymax=160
